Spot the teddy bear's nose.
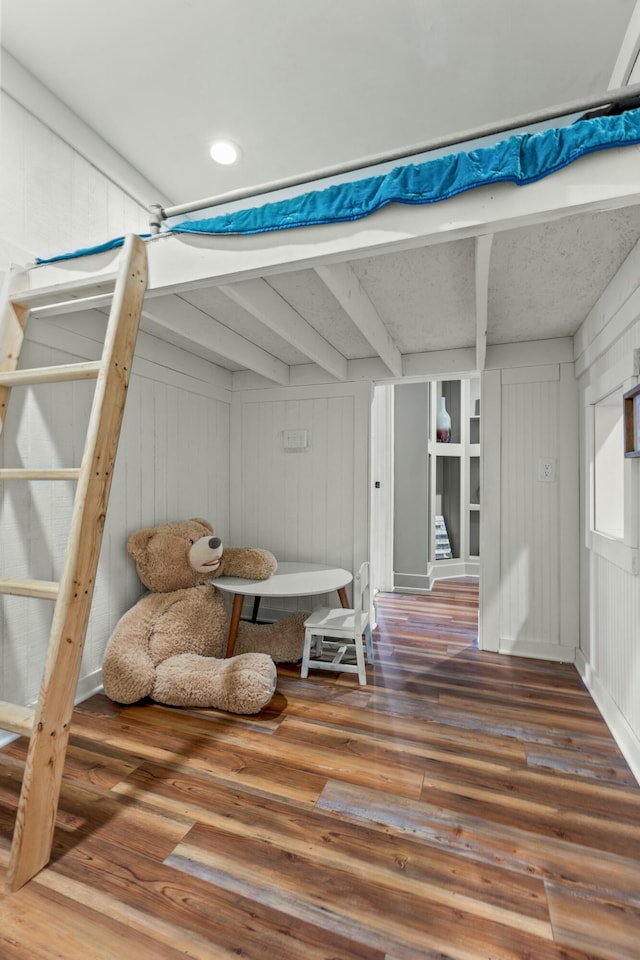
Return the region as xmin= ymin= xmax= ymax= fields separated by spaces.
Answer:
xmin=209 ymin=537 xmax=221 ymax=549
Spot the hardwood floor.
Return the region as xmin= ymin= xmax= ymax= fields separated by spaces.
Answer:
xmin=1 ymin=577 xmax=639 ymax=959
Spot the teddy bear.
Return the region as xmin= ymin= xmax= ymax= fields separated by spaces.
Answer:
xmin=101 ymin=518 xmax=306 ymax=714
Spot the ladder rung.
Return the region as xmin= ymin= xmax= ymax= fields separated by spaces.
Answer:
xmin=30 ymin=293 xmax=115 ymax=319
xmin=0 ymin=469 xmax=80 ymax=481
xmin=0 ymin=361 xmax=101 ymax=387
xmin=11 ymin=274 xmax=117 ymax=309
xmin=0 ymin=578 xmax=59 ymax=600
xmin=0 ymin=701 xmax=35 ymax=737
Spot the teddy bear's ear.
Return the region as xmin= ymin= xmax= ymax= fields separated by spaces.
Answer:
xmin=190 ymin=518 xmax=213 ymax=533
xmin=127 ymin=527 xmax=155 ymax=559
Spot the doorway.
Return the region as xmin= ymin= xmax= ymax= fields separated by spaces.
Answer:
xmin=370 ymin=377 xmax=481 ymax=632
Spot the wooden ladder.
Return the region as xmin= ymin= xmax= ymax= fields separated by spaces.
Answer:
xmin=0 ymin=234 xmax=147 ymax=891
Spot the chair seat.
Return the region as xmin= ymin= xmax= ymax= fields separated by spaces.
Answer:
xmin=304 ymin=606 xmax=362 ymax=635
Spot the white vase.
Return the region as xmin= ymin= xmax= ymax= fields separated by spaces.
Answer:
xmin=436 ymin=396 xmax=452 ymax=442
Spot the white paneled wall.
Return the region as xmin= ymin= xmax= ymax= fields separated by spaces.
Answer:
xmin=0 ymin=93 xmax=149 ymax=267
xmin=231 ymin=382 xmax=371 ymax=614
xmin=500 ymin=372 xmax=561 ymax=649
xmin=1 ymin=88 xmax=171 ymax=731
xmin=577 ymin=297 xmax=640 ymax=783
xmin=0 ymin=313 xmax=232 ymax=714
xmin=481 ymin=360 xmax=579 ymax=661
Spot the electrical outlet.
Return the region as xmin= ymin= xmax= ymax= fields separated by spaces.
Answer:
xmin=538 ymin=458 xmax=556 ymax=482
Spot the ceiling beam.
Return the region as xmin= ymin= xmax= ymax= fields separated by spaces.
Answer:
xmin=141 ymin=294 xmax=290 ymax=385
xmin=219 ymin=278 xmax=348 ymax=380
xmin=609 ymin=0 xmax=640 ymax=88
xmin=474 ymin=234 xmax=493 ymax=372
xmin=314 ymin=262 xmax=403 ymax=378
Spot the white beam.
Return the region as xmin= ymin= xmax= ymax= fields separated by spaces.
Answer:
xmin=141 ymin=294 xmax=290 ymax=385
xmin=1 ymin=51 xmax=170 ymax=211
xmin=219 ymin=278 xmax=348 ymax=381
xmin=314 ymin=262 xmax=403 ymax=378
xmin=609 ymin=0 xmax=640 ymax=88
xmin=22 ymin=142 xmax=640 ymax=298
xmin=474 ymin=234 xmax=493 ymax=372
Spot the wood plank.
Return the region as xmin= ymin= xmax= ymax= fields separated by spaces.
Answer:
xmin=116 ymin=705 xmax=424 ymax=799
xmin=169 ymin=825 xmax=582 ymax=960
xmin=0 ymin=297 xmax=28 ymax=435
xmin=0 ymin=579 xmax=58 ymax=600
xmin=546 ymin=882 xmax=640 ymax=960
xmin=0 ymin=361 xmax=101 ymax=386
xmin=141 ymin=293 xmax=291 ymax=385
xmin=0 ymin=703 xmax=35 ymax=737
xmin=117 ymin=762 xmax=551 ymax=932
xmin=220 ymin=277 xmax=348 ymax=380
xmin=315 ymin=262 xmax=403 ymax=377
xmin=317 ymin=780 xmax=640 ymax=905
xmin=23 ymin=840 xmax=384 ymax=960
xmin=0 ymin=469 xmax=80 ymax=481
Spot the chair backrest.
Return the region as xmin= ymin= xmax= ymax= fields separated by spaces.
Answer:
xmin=352 ymin=560 xmax=370 ymax=627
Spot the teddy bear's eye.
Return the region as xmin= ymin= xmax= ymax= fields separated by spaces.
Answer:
xmin=188 ymin=539 xmax=194 ymax=546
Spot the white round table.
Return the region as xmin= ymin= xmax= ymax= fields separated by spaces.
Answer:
xmin=215 ymin=561 xmax=353 ymax=657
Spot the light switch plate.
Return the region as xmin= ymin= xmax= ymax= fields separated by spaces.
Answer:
xmin=283 ymin=429 xmax=308 ymax=450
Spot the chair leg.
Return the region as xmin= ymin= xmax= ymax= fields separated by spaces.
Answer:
xmin=301 ymin=628 xmax=313 ymax=678
xmin=354 ymin=632 xmax=367 ymax=685
xmin=365 ymin=624 xmax=374 ymax=663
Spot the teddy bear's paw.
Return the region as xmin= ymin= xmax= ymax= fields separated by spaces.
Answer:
xmin=151 ymin=651 xmax=276 ymax=714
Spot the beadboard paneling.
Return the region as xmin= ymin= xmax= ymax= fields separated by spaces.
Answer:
xmin=578 ymin=304 xmax=640 ymax=779
xmin=499 ymin=371 xmax=564 ymax=654
xmin=232 ymin=382 xmax=371 ymax=613
xmin=0 ymin=92 xmax=149 ymax=265
xmin=0 ymin=323 xmax=232 ymax=711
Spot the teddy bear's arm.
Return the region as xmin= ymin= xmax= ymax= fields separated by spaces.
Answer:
xmin=221 ymin=547 xmax=277 ymax=581
xmin=102 ymin=595 xmax=165 ymax=703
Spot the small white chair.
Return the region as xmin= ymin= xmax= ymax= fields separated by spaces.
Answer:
xmin=301 ymin=561 xmax=373 ymax=685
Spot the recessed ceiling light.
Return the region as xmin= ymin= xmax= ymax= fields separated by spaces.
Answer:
xmin=209 ymin=140 xmax=240 ymax=165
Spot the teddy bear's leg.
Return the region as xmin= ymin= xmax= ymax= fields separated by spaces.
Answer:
xmin=234 ymin=612 xmax=307 ymax=663
xmin=151 ymin=652 xmax=277 ymax=714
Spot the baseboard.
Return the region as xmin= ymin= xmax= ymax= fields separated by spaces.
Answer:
xmin=498 ymin=639 xmax=576 ymax=662
xmin=392 ymin=586 xmax=433 ymax=595
xmin=428 ymin=560 xmax=480 ymax=581
xmin=575 ymin=649 xmax=640 ymax=786
xmin=393 ymin=572 xmax=432 ymax=592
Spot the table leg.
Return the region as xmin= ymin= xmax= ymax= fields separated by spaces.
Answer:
xmin=251 ymin=596 xmax=261 ymax=623
xmin=226 ymin=593 xmax=245 ymax=658
xmin=338 ymin=587 xmax=350 ymax=608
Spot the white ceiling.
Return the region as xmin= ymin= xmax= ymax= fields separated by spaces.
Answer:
xmin=1 ymin=0 xmax=636 ymax=205
xmin=3 ymin=0 xmax=640 ymax=377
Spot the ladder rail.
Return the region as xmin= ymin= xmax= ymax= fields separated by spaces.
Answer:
xmin=1 ymin=234 xmax=148 ymax=892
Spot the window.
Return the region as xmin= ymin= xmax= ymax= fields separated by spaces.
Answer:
xmin=593 ymin=390 xmax=624 ymax=539
xmin=585 ymin=359 xmax=639 ymax=575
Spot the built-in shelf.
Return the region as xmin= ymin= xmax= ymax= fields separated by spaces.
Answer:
xmin=432 ymin=442 xmax=463 ymax=456
xmin=429 ymin=378 xmax=481 ymax=581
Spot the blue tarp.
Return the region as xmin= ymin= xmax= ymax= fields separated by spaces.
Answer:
xmin=36 ymin=108 xmax=640 ymax=264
